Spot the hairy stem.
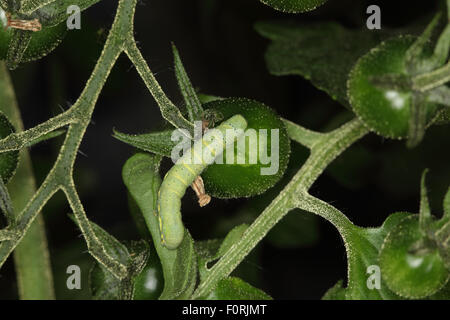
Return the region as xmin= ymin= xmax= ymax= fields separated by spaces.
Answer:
xmin=0 ymin=62 xmax=54 ymax=299
xmin=125 ymin=40 xmax=194 ymax=132
xmin=192 ymin=118 xmax=369 ymax=298
xmin=413 ymin=62 xmax=450 ymax=92
xmin=0 ymin=0 xmax=139 ymax=280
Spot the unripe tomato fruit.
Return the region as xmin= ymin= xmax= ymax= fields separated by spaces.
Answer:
xmin=348 ymin=36 xmax=440 ymax=139
xmin=261 ymin=0 xmax=328 ymax=13
xmin=0 ymin=112 xmax=18 ymax=183
xmin=132 ymin=250 xmax=164 ymax=300
xmin=0 ymin=8 xmax=66 ymax=64
xmin=201 ymin=98 xmax=290 ymax=199
xmin=90 ymin=247 xmax=164 ymax=300
xmin=379 ymin=215 xmax=449 ymax=299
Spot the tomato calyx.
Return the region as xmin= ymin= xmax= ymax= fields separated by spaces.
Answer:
xmin=379 ymin=171 xmax=450 ymax=298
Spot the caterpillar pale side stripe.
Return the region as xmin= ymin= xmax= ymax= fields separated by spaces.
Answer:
xmin=158 ymin=115 xmax=248 ymax=249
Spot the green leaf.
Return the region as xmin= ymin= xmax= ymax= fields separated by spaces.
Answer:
xmin=322 ymin=280 xmax=346 ymax=300
xmin=331 ymin=212 xmax=411 ymax=299
xmin=20 ymin=21 xmax=67 ymax=62
xmin=259 ymin=0 xmax=327 ymax=13
xmin=69 ymin=214 xmax=130 ymax=265
xmin=204 ymin=277 xmax=272 ymax=300
xmin=198 ymin=93 xmax=224 ymax=104
xmin=255 ymin=21 xmax=383 ymax=108
xmin=122 ymin=153 xmax=197 ymax=299
xmin=172 ymin=43 xmax=203 ymax=122
xmin=404 ymin=12 xmax=442 ymax=74
xmin=113 ymin=129 xmax=178 ymax=158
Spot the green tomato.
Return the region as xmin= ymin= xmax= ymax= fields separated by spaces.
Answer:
xmin=0 ymin=8 xmax=67 ymax=64
xmin=260 ymin=0 xmax=328 ymax=13
xmin=132 ymin=251 xmax=164 ymax=300
xmin=201 ymin=98 xmax=290 ymax=199
xmin=90 ymin=247 xmax=164 ymax=300
xmin=379 ymin=215 xmax=449 ymax=299
xmin=0 ymin=112 xmax=18 ymax=183
xmin=348 ymin=36 xmax=439 ymax=139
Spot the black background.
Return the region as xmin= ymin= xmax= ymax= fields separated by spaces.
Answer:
xmin=0 ymin=0 xmax=449 ymax=299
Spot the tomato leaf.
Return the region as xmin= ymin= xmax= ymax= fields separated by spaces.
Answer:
xmin=405 ymin=12 xmax=443 ymax=74
xmin=204 ymin=277 xmax=272 ymax=300
xmin=68 ymin=214 xmax=130 ymax=265
xmin=255 ymin=21 xmax=384 ymax=108
xmin=259 ymin=0 xmax=327 ymax=13
xmin=323 ymin=212 xmax=410 ymax=300
xmin=122 ymin=153 xmax=197 ymax=299
xmin=172 ymin=43 xmax=204 ymax=122
xmin=20 ymin=21 xmax=67 ymax=62
xmin=113 ymin=129 xmax=178 ymax=158
xmin=322 ymin=280 xmax=346 ymax=300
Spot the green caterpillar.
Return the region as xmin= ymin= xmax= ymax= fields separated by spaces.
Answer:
xmin=157 ymin=114 xmax=248 ymax=249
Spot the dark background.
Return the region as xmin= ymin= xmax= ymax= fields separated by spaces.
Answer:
xmin=1 ymin=0 xmax=449 ymax=299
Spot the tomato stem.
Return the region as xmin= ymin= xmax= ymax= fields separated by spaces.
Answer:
xmin=413 ymin=61 xmax=450 ymax=92
xmin=427 ymin=85 xmax=450 ymax=106
xmin=407 ymin=93 xmax=427 ymax=148
xmin=419 ymin=169 xmax=432 ymax=230
xmin=192 ymin=118 xmax=369 ymax=299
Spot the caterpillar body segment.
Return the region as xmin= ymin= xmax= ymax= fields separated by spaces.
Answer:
xmin=158 ymin=114 xmax=247 ymax=249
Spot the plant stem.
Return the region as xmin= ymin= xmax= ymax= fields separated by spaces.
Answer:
xmin=0 ymin=62 xmax=54 ymax=299
xmin=192 ymin=118 xmax=369 ymax=299
xmin=282 ymin=118 xmax=324 ymax=149
xmin=413 ymin=62 xmax=450 ymax=92
xmin=125 ymin=40 xmax=194 ymax=132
